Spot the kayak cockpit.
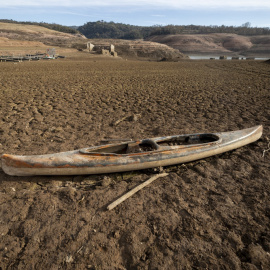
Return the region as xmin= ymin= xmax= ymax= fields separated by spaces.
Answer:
xmin=79 ymin=139 xmax=160 ymax=156
xmin=156 ymin=133 xmax=220 ymax=146
xmin=79 ymin=134 xmax=221 ymax=156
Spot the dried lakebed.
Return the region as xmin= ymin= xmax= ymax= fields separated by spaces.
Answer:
xmin=0 ymin=56 xmax=270 ymax=269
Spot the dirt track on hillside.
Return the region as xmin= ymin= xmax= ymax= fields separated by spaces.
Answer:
xmin=0 ymin=55 xmax=270 ymax=269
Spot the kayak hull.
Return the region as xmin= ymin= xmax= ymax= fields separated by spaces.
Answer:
xmin=1 ymin=125 xmax=263 ymax=176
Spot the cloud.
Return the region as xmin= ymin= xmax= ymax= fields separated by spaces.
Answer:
xmin=1 ymin=0 xmax=270 ymax=9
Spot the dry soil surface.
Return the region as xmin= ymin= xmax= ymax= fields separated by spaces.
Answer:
xmin=0 ymin=37 xmax=80 ymax=56
xmin=0 ymin=54 xmax=270 ymax=269
xmin=0 ymin=22 xmax=86 ymax=47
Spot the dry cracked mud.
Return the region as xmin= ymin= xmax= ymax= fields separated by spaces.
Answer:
xmin=0 ymin=54 xmax=270 ymax=269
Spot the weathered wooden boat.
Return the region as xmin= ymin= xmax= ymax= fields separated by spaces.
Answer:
xmin=1 ymin=125 xmax=262 ymax=176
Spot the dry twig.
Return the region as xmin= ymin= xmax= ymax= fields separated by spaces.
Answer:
xmin=107 ymin=172 xmax=169 ymax=211
xmin=262 ymin=137 xmax=270 ymax=158
xmin=112 ymin=115 xmax=130 ymax=126
xmin=101 ymin=138 xmax=133 ymax=142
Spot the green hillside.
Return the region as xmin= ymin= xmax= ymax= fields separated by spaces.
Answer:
xmin=78 ymin=21 xmax=270 ymax=39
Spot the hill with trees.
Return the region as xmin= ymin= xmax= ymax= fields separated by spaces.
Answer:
xmin=1 ymin=20 xmax=270 ymax=57
xmin=2 ymin=19 xmax=270 ymax=40
xmin=0 ymin=21 xmax=186 ymax=60
xmin=0 ymin=21 xmax=86 ymax=54
xmin=78 ymin=21 xmax=270 ymax=56
xmin=0 ymin=19 xmax=79 ymax=34
xmin=78 ymin=21 xmax=270 ymax=39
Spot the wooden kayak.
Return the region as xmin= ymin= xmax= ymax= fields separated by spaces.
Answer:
xmin=1 ymin=125 xmax=262 ymax=176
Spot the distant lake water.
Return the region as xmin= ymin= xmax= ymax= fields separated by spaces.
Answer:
xmin=188 ymin=55 xmax=269 ymax=60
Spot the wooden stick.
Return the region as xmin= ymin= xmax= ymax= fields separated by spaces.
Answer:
xmin=107 ymin=172 xmax=169 ymax=211
xmin=112 ymin=115 xmax=130 ymax=126
xmin=262 ymin=137 xmax=270 ymax=158
xmin=101 ymin=138 xmax=133 ymax=142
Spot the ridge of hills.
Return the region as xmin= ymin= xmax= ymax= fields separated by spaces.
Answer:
xmin=0 ymin=22 xmax=186 ymax=60
xmin=146 ymin=33 xmax=270 ymax=56
xmin=0 ymin=22 xmax=86 ymax=46
xmin=0 ymin=20 xmax=270 ymax=58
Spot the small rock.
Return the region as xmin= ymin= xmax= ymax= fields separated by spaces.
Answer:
xmin=34 ymin=113 xmax=43 ymax=122
xmin=65 ymin=255 xmax=73 ymax=263
xmin=129 ymin=113 xmax=141 ymax=122
xmin=113 ymin=230 xmax=120 ymax=239
xmin=55 ymin=127 xmax=64 ymax=132
xmin=101 ymin=176 xmax=111 ymax=187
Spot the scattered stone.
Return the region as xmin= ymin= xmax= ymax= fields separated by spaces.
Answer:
xmin=129 ymin=113 xmax=141 ymax=122
xmin=113 ymin=230 xmax=120 ymax=239
xmin=65 ymin=255 xmax=73 ymax=263
xmin=101 ymin=176 xmax=111 ymax=187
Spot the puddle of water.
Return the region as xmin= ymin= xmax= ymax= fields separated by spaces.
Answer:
xmin=188 ymin=55 xmax=269 ymax=60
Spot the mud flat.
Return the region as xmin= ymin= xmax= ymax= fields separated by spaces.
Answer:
xmin=0 ymin=54 xmax=269 ymax=269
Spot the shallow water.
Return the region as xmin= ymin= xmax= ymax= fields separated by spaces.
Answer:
xmin=188 ymin=55 xmax=269 ymax=60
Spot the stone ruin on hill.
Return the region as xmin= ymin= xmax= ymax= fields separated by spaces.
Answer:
xmin=87 ymin=42 xmax=117 ymax=57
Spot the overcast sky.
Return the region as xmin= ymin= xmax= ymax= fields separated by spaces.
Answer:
xmin=0 ymin=0 xmax=269 ymax=27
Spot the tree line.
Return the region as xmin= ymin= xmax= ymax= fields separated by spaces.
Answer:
xmin=0 ymin=19 xmax=79 ymax=34
xmin=1 ymin=19 xmax=270 ymax=38
xmin=78 ymin=21 xmax=270 ymax=39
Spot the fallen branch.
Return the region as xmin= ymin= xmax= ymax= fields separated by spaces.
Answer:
xmin=112 ymin=115 xmax=130 ymax=126
xmin=107 ymin=172 xmax=169 ymax=211
xmin=101 ymin=138 xmax=133 ymax=142
xmin=262 ymin=137 xmax=270 ymax=158
xmin=111 ymin=113 xmax=141 ymax=127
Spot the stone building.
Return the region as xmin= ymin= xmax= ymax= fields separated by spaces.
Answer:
xmin=87 ymin=43 xmax=117 ymax=57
